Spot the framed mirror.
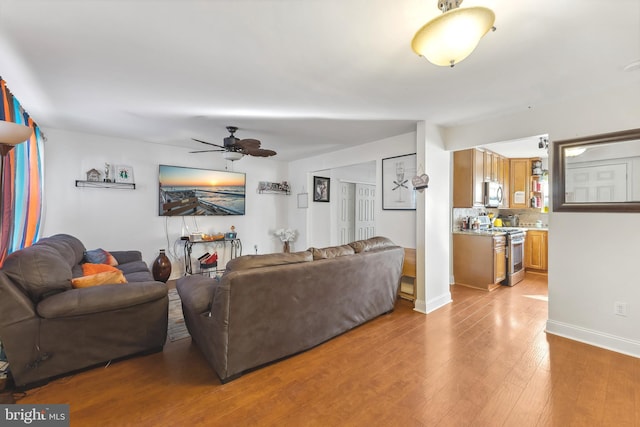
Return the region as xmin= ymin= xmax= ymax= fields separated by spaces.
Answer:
xmin=553 ymin=128 xmax=640 ymax=212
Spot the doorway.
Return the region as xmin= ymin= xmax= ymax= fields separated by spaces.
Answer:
xmin=337 ymin=181 xmax=376 ymax=245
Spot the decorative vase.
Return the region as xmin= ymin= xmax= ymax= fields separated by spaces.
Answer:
xmin=283 ymin=241 xmax=290 ymax=253
xmin=152 ymin=249 xmax=171 ymax=282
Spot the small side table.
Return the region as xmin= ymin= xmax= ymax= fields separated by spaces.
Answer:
xmin=183 ymin=238 xmax=242 ymax=275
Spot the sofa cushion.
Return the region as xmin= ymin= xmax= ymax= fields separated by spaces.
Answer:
xmin=309 ymin=245 xmax=355 ymax=260
xmin=84 ymin=248 xmax=119 ymax=266
xmin=71 ymin=270 xmax=128 ymax=288
xmin=109 ymin=250 xmax=143 ymax=265
xmin=35 ymin=234 xmax=86 ymax=266
xmin=117 ymin=260 xmax=151 ymax=275
xmin=348 ymin=236 xmax=395 ymax=253
xmin=122 ymin=270 xmax=155 ymax=283
xmin=2 ymin=244 xmax=73 ymax=301
xmin=225 ymin=251 xmax=312 ymax=272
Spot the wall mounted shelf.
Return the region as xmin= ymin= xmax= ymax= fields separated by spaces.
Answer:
xmin=75 ymin=180 xmax=136 ymax=189
xmin=257 ymin=181 xmax=290 ymax=195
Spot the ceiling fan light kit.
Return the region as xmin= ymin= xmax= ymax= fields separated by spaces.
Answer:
xmin=412 ymin=0 xmax=495 ymax=67
xmin=223 ymin=151 xmax=244 ymax=161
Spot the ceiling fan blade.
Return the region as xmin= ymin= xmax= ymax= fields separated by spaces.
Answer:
xmin=245 ymin=148 xmax=277 ymax=157
xmin=189 ymin=149 xmax=226 ymax=153
xmin=192 ymin=138 xmax=225 ymax=149
xmin=235 ymin=139 xmax=261 ymax=150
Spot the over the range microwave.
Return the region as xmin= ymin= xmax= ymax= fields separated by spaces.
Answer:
xmin=484 ymin=181 xmax=503 ymax=208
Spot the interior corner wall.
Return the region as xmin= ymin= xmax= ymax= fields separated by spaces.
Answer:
xmin=441 ymin=80 xmax=640 ymax=357
xmin=287 ymin=132 xmax=417 ymax=251
xmin=41 ymin=128 xmax=289 ymax=278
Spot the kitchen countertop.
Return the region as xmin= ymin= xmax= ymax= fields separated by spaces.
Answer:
xmin=453 ymin=229 xmax=507 ymax=236
xmin=453 ymin=227 xmax=548 ymax=235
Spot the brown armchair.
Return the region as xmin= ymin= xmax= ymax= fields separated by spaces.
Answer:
xmin=0 ymin=234 xmax=168 ymax=389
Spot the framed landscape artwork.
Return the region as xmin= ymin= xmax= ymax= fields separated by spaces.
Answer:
xmin=313 ymin=176 xmax=330 ymax=202
xmin=382 ymin=153 xmax=416 ymax=210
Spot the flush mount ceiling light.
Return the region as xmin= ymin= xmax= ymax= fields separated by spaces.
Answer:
xmin=411 ymin=0 xmax=496 ymax=67
xmin=0 ymin=120 xmax=32 ymax=152
xmin=565 ymin=147 xmax=587 ymax=157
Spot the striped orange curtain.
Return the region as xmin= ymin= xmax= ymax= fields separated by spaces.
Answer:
xmin=0 ymin=78 xmax=44 ymax=266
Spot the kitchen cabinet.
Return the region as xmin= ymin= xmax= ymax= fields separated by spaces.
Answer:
xmin=453 ymin=233 xmax=506 ymax=291
xmin=453 ymin=149 xmax=485 ymax=208
xmin=509 ymin=158 xmax=530 ymax=208
xmin=525 ymin=230 xmax=548 ymax=272
xmin=500 ymin=157 xmax=510 ymax=208
xmin=484 ymin=151 xmax=497 ymax=182
xmin=494 ymin=237 xmax=507 ymax=283
xmin=484 ymin=151 xmax=501 ymax=182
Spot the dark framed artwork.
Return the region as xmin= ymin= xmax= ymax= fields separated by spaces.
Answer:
xmin=313 ymin=176 xmax=330 ymax=202
xmin=382 ymin=153 xmax=416 ymax=210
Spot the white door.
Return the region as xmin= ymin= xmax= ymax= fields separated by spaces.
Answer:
xmin=355 ymin=184 xmax=375 ymax=240
xmin=566 ymin=162 xmax=628 ymax=202
xmin=338 ymin=182 xmax=355 ymax=244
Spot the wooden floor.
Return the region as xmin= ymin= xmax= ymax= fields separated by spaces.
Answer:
xmin=15 ymin=273 xmax=640 ymax=426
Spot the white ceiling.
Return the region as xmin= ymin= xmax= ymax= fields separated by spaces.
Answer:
xmin=0 ymin=0 xmax=638 ymax=161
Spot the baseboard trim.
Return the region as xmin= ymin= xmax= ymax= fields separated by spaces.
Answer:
xmin=426 ymin=292 xmax=452 ymax=314
xmin=414 ymin=292 xmax=452 ymax=315
xmin=413 ymin=299 xmax=427 ymax=314
xmin=545 ymin=319 xmax=640 ymax=359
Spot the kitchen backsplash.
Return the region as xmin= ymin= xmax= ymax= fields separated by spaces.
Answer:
xmin=452 ymin=208 xmax=549 ymax=230
xmin=496 ymin=209 xmax=549 ymax=227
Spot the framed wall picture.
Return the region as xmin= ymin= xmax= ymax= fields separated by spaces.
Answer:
xmin=313 ymin=176 xmax=330 ymax=202
xmin=115 ymin=165 xmax=134 ymax=183
xmin=382 ymin=153 xmax=416 ymax=210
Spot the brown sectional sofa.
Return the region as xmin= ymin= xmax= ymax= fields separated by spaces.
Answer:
xmin=176 ymin=236 xmax=404 ymax=383
xmin=0 ymin=234 xmax=168 ymax=389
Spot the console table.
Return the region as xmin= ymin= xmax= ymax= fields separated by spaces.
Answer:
xmin=183 ymin=238 xmax=242 ymax=275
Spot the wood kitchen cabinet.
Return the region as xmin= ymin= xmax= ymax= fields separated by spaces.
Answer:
xmin=453 ymin=233 xmax=506 ymax=291
xmin=525 ymin=230 xmax=548 ymax=272
xmin=509 ymin=158 xmax=530 ymax=208
xmin=453 ymin=148 xmax=485 ymax=208
xmin=501 ymin=157 xmax=510 ymax=208
xmin=484 ymin=151 xmax=499 ymax=182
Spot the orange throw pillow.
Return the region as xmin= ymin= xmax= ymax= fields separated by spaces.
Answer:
xmin=71 ymin=271 xmax=128 ymax=289
xmin=82 ymin=263 xmax=120 ymax=276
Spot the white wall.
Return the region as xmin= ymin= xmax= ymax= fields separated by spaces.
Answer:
xmin=41 ymin=128 xmax=289 ymax=279
xmin=415 ymin=122 xmax=452 ymax=314
xmin=440 ymin=80 xmax=640 ymax=357
xmin=287 ymin=132 xmax=417 ymax=250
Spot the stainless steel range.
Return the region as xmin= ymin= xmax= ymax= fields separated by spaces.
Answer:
xmin=492 ymin=227 xmax=526 ymax=286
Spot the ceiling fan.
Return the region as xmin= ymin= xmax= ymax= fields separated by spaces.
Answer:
xmin=190 ymin=126 xmax=277 ymax=160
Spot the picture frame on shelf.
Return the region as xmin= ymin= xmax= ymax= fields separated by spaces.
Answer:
xmin=313 ymin=176 xmax=330 ymax=202
xmin=382 ymin=153 xmax=416 ymax=210
xmin=115 ymin=165 xmax=134 ymax=183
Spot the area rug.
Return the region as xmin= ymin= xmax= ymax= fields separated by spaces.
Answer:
xmin=168 ymin=288 xmax=190 ymax=342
